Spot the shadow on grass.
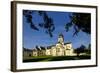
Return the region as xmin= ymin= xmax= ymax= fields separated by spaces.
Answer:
xmin=49 ymin=56 xmax=75 ymax=61
xmin=23 ymin=55 xmax=91 ymax=63
xmin=23 ymin=57 xmax=50 ymax=62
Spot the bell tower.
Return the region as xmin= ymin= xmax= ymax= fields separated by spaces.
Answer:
xmin=58 ymin=33 xmax=64 ymax=44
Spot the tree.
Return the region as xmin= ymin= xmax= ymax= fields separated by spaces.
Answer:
xmin=85 ymin=44 xmax=91 ymax=55
xmin=65 ymin=13 xmax=91 ymax=36
xmin=88 ymin=44 xmax=91 ymax=49
xmin=23 ymin=10 xmax=55 ymax=37
xmin=23 ymin=10 xmax=91 ymax=37
xmin=74 ymin=45 xmax=86 ymax=56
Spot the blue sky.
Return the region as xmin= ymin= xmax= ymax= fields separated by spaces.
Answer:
xmin=23 ymin=10 xmax=91 ymax=49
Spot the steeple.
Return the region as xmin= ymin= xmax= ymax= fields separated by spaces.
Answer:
xmin=58 ymin=33 xmax=64 ymax=44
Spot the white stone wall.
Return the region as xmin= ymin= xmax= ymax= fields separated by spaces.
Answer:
xmin=32 ymin=43 xmax=75 ymax=56
xmin=33 ymin=51 xmax=37 ymax=56
xmin=65 ymin=43 xmax=72 ymax=49
xmin=51 ymin=47 xmax=56 ymax=56
xmin=23 ymin=51 xmax=33 ymax=57
xmin=64 ymin=43 xmax=75 ymax=56
xmin=46 ymin=49 xmax=51 ymax=56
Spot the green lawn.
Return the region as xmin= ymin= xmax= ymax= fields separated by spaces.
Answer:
xmin=23 ymin=55 xmax=91 ymax=63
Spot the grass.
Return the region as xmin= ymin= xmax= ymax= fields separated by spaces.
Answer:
xmin=23 ymin=55 xmax=91 ymax=63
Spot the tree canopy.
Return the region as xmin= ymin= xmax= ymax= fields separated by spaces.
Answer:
xmin=23 ymin=10 xmax=91 ymax=37
xmin=23 ymin=10 xmax=55 ymax=37
xmin=74 ymin=45 xmax=86 ymax=56
xmin=65 ymin=13 xmax=91 ymax=36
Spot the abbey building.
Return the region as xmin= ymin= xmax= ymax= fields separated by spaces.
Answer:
xmin=23 ymin=34 xmax=76 ymax=57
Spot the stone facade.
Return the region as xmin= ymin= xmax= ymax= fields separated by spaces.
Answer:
xmin=32 ymin=34 xmax=76 ymax=56
xmin=23 ymin=48 xmax=33 ymax=57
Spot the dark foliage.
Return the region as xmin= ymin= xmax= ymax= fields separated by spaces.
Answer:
xmin=23 ymin=10 xmax=55 ymax=37
xmin=23 ymin=10 xmax=91 ymax=37
xmin=65 ymin=13 xmax=91 ymax=36
xmin=74 ymin=45 xmax=86 ymax=56
xmin=23 ymin=10 xmax=39 ymax=31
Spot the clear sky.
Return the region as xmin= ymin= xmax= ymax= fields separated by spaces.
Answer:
xmin=23 ymin=10 xmax=91 ymax=49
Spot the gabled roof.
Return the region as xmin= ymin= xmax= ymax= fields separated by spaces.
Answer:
xmin=64 ymin=42 xmax=72 ymax=45
xmin=40 ymin=46 xmax=46 ymax=50
xmin=47 ymin=46 xmax=52 ymax=49
xmin=32 ymin=49 xmax=37 ymax=51
xmin=23 ymin=48 xmax=33 ymax=52
xmin=35 ymin=47 xmax=41 ymax=50
xmin=59 ymin=33 xmax=64 ymax=37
